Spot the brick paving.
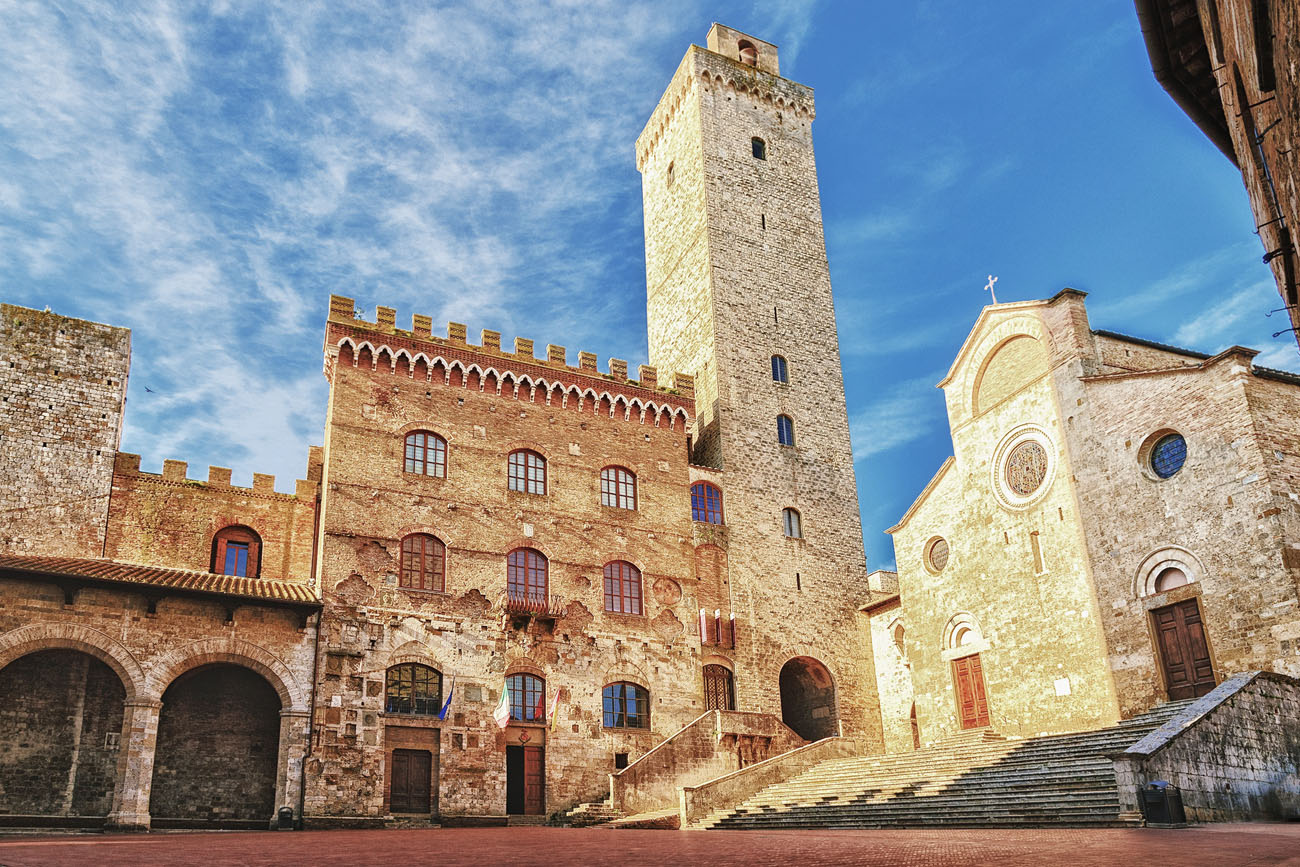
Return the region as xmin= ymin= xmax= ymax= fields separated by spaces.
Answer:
xmin=2 ymin=825 xmax=1300 ymax=867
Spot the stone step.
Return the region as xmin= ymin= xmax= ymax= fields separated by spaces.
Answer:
xmin=699 ymin=700 xmax=1196 ymax=831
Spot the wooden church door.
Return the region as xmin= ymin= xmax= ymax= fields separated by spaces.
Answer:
xmin=953 ymin=654 xmax=990 ymax=729
xmin=1153 ymin=598 xmax=1216 ymax=700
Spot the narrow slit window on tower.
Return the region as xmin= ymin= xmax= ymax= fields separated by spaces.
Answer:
xmin=1030 ymin=531 xmax=1045 ymax=575
xmin=777 ymin=414 xmax=795 ymax=446
xmin=1252 ymin=0 xmax=1276 ymax=92
xmin=666 ymin=161 xmax=674 ymax=188
xmin=751 ymin=137 xmax=767 ymax=160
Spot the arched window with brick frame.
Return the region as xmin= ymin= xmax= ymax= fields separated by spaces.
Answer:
xmin=507 ymin=548 xmax=548 ymax=605
xmin=400 ymin=533 xmax=446 ymax=591
xmin=600 ymin=466 xmax=637 ymax=510
xmin=404 ymin=430 xmax=447 ymax=477
xmin=691 ymin=481 xmax=724 ymax=524
xmin=508 ymin=449 xmax=546 ymax=495
xmin=603 ymin=561 xmax=643 ymax=615
xmin=385 ymin=663 xmax=442 ymax=715
xmin=211 ymin=525 xmax=261 ymax=577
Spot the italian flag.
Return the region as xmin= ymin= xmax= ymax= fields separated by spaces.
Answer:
xmin=493 ymin=681 xmax=512 ymax=729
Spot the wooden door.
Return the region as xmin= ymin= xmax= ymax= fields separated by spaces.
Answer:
xmin=390 ymin=749 xmax=432 ymax=813
xmin=1153 ymin=598 xmax=1216 ymax=700
xmin=523 ymin=746 xmax=545 ymax=815
xmin=953 ymin=654 xmax=990 ymax=729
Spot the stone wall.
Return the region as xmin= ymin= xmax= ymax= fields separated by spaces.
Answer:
xmin=150 ymin=664 xmax=281 ymax=821
xmin=0 ymin=304 xmax=129 ymax=557
xmin=306 ymin=322 xmax=706 ymax=822
xmin=864 ymin=596 xmax=915 ymax=753
xmin=1067 ymin=345 xmax=1300 ymax=716
xmin=891 ymin=296 xmax=1120 ymax=742
xmin=1114 ymin=671 xmax=1300 ymax=821
xmin=0 ymin=580 xmax=316 ymax=830
xmin=0 ymin=650 xmax=125 ymax=817
xmin=610 ymin=710 xmax=804 ymax=815
xmin=638 ymin=32 xmax=882 ymax=750
xmin=106 ymin=453 xmax=318 ymax=583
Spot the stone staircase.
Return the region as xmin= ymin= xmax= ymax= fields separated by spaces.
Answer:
xmin=559 ymin=799 xmax=624 ymax=827
xmin=698 ymin=701 xmax=1194 ymax=830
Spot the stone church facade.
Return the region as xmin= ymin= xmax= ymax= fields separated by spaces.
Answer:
xmin=886 ymin=289 xmax=1300 ymax=746
xmin=0 ymin=25 xmax=879 ymax=829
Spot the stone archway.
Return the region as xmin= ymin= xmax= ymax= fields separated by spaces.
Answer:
xmin=149 ymin=663 xmax=281 ymax=825
xmin=0 ymin=649 xmax=127 ymax=818
xmin=779 ymin=656 xmax=838 ymax=741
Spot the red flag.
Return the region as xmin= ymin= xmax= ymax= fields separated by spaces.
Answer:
xmin=535 ymin=686 xmax=546 ymax=722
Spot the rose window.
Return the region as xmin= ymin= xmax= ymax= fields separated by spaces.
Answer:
xmin=1005 ymin=441 xmax=1048 ymax=496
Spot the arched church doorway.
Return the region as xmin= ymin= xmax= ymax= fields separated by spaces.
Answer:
xmin=779 ymin=657 xmax=837 ymax=741
xmin=150 ymin=664 xmax=280 ymax=825
xmin=0 ymin=649 xmax=126 ymax=818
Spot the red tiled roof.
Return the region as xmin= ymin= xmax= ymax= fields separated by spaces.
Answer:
xmin=0 ymin=554 xmax=321 ymax=605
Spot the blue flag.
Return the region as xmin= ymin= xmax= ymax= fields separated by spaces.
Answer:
xmin=438 ymin=675 xmax=455 ymax=720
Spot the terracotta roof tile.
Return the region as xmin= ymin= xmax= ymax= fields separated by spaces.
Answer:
xmin=0 ymin=554 xmax=321 ymax=605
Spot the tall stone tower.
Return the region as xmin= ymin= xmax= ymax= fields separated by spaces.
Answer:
xmin=637 ymin=25 xmax=881 ymax=743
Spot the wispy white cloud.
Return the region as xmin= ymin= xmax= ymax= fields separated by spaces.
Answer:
xmin=849 ymin=372 xmax=946 ymax=462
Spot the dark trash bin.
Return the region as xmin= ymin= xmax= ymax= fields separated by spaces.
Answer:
xmin=1141 ymin=781 xmax=1186 ymax=825
xmin=277 ymin=806 xmax=295 ymax=830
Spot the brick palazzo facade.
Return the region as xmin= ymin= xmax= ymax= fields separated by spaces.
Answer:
xmin=0 ymin=26 xmax=878 ymax=829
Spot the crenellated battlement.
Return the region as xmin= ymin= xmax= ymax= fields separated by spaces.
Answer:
xmin=324 ymin=295 xmax=696 ymax=426
xmin=113 ymin=453 xmax=318 ymax=502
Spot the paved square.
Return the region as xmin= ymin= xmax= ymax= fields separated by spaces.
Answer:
xmin=2 ymin=825 xmax=1300 ymax=867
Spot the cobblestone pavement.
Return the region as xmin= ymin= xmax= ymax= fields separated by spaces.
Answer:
xmin=2 ymin=825 xmax=1300 ymax=867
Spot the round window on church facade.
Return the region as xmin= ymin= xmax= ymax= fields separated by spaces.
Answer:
xmin=1005 ymin=440 xmax=1048 ymax=496
xmin=1138 ymin=429 xmax=1188 ymax=481
xmin=990 ymin=424 xmax=1056 ymax=510
xmin=925 ymin=536 xmax=949 ymax=573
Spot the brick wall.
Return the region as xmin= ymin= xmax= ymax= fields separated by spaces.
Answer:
xmin=105 ymin=453 xmax=318 ymax=583
xmin=306 ymin=326 xmax=706 ymax=820
xmin=0 ymin=304 xmax=129 ymax=557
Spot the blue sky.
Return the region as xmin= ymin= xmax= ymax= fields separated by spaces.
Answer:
xmin=3 ymin=1 xmax=1296 ymax=571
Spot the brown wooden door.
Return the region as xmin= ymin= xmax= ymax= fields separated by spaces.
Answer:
xmin=1153 ymin=598 xmax=1216 ymax=700
xmin=953 ymin=654 xmax=990 ymax=729
xmin=523 ymin=746 xmax=545 ymax=815
xmin=390 ymin=749 xmax=432 ymax=813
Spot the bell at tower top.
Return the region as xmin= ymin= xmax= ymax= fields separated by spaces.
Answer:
xmin=705 ymin=23 xmax=779 ymax=76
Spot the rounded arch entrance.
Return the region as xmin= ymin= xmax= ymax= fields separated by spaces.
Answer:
xmin=150 ymin=663 xmax=281 ymax=824
xmin=0 ymin=648 xmax=127 ymax=818
xmin=779 ymin=656 xmax=838 ymax=741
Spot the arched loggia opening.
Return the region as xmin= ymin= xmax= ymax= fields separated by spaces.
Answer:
xmin=150 ymin=664 xmax=281 ymax=826
xmin=778 ymin=656 xmax=838 ymax=741
xmin=0 ymin=649 xmax=126 ymax=819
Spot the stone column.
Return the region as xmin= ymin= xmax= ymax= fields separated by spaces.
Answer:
xmin=274 ymin=709 xmax=311 ymax=829
xmin=106 ymin=698 xmax=162 ymax=831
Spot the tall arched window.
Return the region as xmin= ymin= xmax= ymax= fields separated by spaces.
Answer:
xmin=508 ymin=449 xmax=546 ymax=495
xmin=507 ymin=548 xmax=548 ymax=604
xmin=777 ymin=415 xmax=795 ymax=446
xmin=600 ymin=466 xmax=637 ymax=510
xmin=691 ymin=482 xmax=724 ymax=524
xmin=400 ymin=534 xmax=445 ymax=591
xmin=703 ymin=664 xmax=735 ymax=711
xmin=603 ymin=561 xmax=643 ymax=615
xmin=782 ymin=508 xmax=802 ymax=539
xmin=602 ymin=682 xmax=650 ymax=729
xmin=507 ymin=673 xmax=546 ymax=722
xmin=212 ymin=525 xmax=261 ymax=577
xmin=771 ymin=355 xmax=789 ymax=383
xmin=385 ymin=663 xmax=442 ymax=715
xmin=751 ymin=137 xmax=767 ymax=160
xmin=404 ymin=431 xmax=447 ymax=478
